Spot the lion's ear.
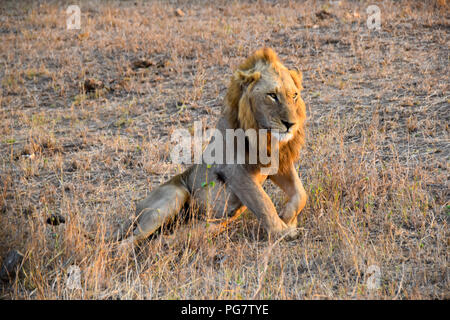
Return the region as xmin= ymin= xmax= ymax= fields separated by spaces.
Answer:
xmin=235 ymin=70 xmax=261 ymax=87
xmin=289 ymin=69 xmax=304 ymax=91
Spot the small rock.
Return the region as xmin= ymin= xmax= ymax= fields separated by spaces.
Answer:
xmin=0 ymin=250 xmax=24 ymax=282
xmin=315 ymin=10 xmax=334 ymax=20
xmin=65 ymin=160 xmax=78 ymax=173
xmin=46 ymin=214 xmax=66 ymax=226
xmin=131 ymin=58 xmax=154 ymax=69
xmin=83 ymin=78 xmax=104 ymax=92
xmin=175 ymin=8 xmax=185 ymax=17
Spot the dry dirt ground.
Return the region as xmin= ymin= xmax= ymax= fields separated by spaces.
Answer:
xmin=0 ymin=0 xmax=448 ymax=299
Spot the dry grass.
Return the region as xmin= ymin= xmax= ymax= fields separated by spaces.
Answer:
xmin=0 ymin=0 xmax=448 ymax=299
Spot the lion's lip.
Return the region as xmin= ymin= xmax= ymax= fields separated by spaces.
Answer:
xmin=262 ymin=127 xmax=289 ymax=133
xmin=270 ymin=130 xmax=294 ymax=142
xmin=258 ymin=125 xmax=292 ymax=134
xmin=271 ymin=128 xmax=291 ymax=134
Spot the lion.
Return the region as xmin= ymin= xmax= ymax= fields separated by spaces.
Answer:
xmin=123 ymin=48 xmax=307 ymax=243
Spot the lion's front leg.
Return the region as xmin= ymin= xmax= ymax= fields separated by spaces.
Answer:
xmin=269 ymin=163 xmax=307 ymax=227
xmin=221 ymin=166 xmax=289 ymax=236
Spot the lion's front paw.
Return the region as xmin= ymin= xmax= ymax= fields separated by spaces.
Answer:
xmin=283 ymin=227 xmax=301 ymax=241
xmin=272 ymin=226 xmax=301 ymax=241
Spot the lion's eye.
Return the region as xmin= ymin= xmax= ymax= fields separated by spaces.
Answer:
xmin=293 ymin=92 xmax=298 ymax=101
xmin=267 ymin=93 xmax=278 ymax=102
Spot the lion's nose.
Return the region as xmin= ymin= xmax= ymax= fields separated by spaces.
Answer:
xmin=281 ymin=120 xmax=295 ymax=131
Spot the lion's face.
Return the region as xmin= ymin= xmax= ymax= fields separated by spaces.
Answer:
xmin=244 ymin=63 xmax=305 ymax=143
xmin=224 ymin=48 xmax=306 ymax=173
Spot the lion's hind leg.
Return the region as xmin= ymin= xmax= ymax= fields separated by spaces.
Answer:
xmin=130 ymin=181 xmax=190 ymax=243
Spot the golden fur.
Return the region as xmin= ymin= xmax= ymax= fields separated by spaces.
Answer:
xmin=223 ymin=47 xmax=306 ymax=174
